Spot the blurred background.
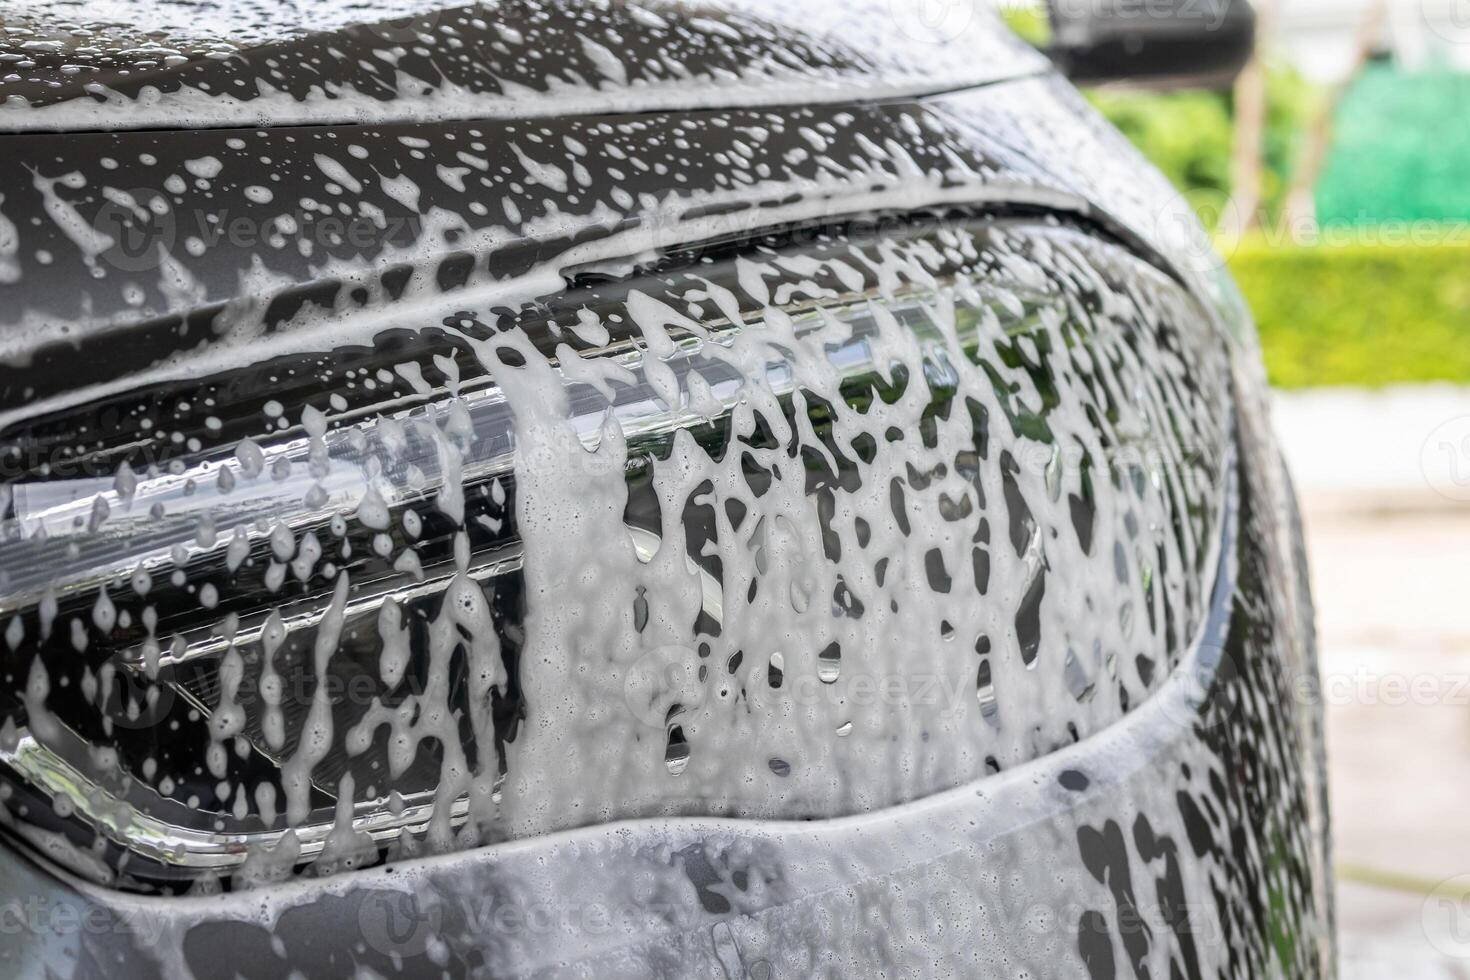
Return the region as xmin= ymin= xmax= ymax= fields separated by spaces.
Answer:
xmin=999 ymin=0 xmax=1470 ymax=974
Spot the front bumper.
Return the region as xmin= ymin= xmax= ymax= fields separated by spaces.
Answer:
xmin=0 ymin=431 xmax=1332 ymax=979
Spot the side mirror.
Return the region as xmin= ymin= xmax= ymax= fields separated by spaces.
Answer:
xmin=1044 ymin=0 xmax=1256 ymax=89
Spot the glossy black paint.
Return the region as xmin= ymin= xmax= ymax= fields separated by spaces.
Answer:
xmin=0 ymin=2 xmax=1330 ymax=977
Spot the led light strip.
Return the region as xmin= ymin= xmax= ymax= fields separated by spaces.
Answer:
xmin=0 ymin=727 xmax=471 ymax=871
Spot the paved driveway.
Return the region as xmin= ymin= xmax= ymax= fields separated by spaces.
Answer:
xmin=1275 ymin=386 xmax=1470 ymax=976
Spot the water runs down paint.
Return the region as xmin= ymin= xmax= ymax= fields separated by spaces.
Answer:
xmin=0 ymin=215 xmax=1229 ymax=891
xmin=0 ymin=0 xmax=1048 ymax=133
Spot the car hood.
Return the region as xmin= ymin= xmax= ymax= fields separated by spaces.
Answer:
xmin=0 ymin=0 xmax=1049 ymax=133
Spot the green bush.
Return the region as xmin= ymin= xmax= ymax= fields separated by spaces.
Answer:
xmin=998 ymin=4 xmax=1051 ymax=45
xmin=1090 ymin=62 xmax=1316 ymax=227
xmin=1089 ymin=88 xmax=1234 ymax=205
xmin=1228 ymin=239 xmax=1470 ymax=388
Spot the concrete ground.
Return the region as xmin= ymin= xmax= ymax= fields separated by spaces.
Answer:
xmin=1274 ymin=386 xmax=1470 ymax=976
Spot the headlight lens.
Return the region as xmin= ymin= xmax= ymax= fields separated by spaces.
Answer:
xmin=0 ymin=214 xmax=1229 ymax=891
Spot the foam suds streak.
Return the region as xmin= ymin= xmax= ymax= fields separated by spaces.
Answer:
xmin=0 ymin=4 xmax=1332 ymax=974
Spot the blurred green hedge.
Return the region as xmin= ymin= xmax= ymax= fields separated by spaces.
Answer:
xmin=1228 ymin=239 xmax=1470 ymax=388
xmin=1090 ymin=63 xmax=1316 ymax=228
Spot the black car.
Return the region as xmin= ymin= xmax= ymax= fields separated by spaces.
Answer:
xmin=0 ymin=1 xmax=1331 ymax=976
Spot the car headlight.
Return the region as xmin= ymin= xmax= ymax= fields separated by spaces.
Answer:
xmin=0 ymin=210 xmax=1230 ymax=892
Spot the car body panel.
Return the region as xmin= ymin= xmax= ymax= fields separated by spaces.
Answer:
xmin=0 ymin=418 xmax=1330 ymax=977
xmin=0 ymin=2 xmax=1330 ymax=977
xmin=0 ymin=0 xmax=1048 ymax=132
xmin=0 ymin=77 xmax=1227 ymax=421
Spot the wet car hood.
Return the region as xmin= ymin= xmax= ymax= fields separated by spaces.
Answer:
xmin=0 ymin=1 xmax=1239 ymax=450
xmin=0 ymin=0 xmax=1050 ymax=132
